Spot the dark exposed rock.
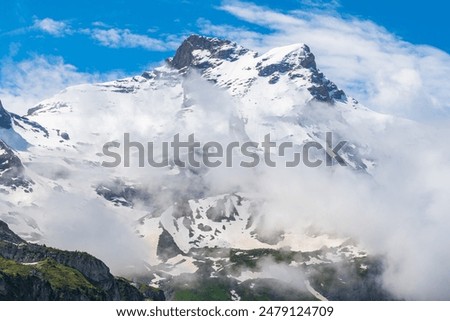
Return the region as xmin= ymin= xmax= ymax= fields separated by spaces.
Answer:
xmin=167 ymin=35 xmax=249 ymax=71
xmin=306 ymin=70 xmax=346 ymax=103
xmin=60 ymin=132 xmax=70 ymax=140
xmin=257 ymin=45 xmax=317 ymax=78
xmin=167 ymin=35 xmax=347 ymax=104
xmin=26 ymin=105 xmax=43 ymax=116
xmin=258 ymin=62 xmax=293 ymax=77
xmin=0 ymin=100 xmax=48 ymax=151
xmin=27 ymin=102 xmax=69 ymax=116
xmin=96 ymin=179 xmax=151 ymax=208
xmin=11 ymin=114 xmax=49 ymax=138
xmin=0 ymin=221 xmax=25 ymax=244
xmin=197 ymin=223 xmax=212 ymax=232
xmin=141 ymin=71 xmax=154 ymax=79
xmin=0 ymin=140 xmax=33 ymax=192
xmin=157 ymin=228 xmax=184 ymax=261
xmin=205 ymin=197 xmax=238 ymax=223
xmin=253 ymin=43 xmax=345 ymax=103
xmin=0 ymin=100 xmax=12 ymax=129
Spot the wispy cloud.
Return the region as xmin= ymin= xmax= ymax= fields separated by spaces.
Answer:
xmin=0 ymin=55 xmax=123 ymax=114
xmin=220 ymin=1 xmax=303 ymax=27
xmin=32 ymin=17 xmax=71 ymax=37
xmin=193 ymin=0 xmax=450 ymax=300
xmin=18 ymin=17 xmax=179 ymax=52
xmin=88 ymin=28 xmax=178 ymax=51
xmin=299 ymin=0 xmax=341 ymax=10
xmin=201 ymin=0 xmax=450 ymax=121
xmin=0 ymin=19 xmax=180 ymax=114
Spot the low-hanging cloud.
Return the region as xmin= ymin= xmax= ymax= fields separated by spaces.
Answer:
xmin=152 ymin=74 xmax=450 ymax=300
xmin=248 ymin=120 xmax=450 ymax=300
xmin=2 ymin=3 xmax=450 ymax=300
xmin=0 ymin=55 xmax=123 ymax=114
xmin=2 ymin=66 xmax=449 ymax=299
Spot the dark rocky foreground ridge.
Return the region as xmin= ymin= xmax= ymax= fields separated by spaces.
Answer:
xmin=0 ymin=220 xmax=164 ymax=300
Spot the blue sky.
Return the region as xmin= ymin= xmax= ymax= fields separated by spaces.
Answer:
xmin=1 ymin=0 xmax=448 ymax=74
xmin=0 ymin=0 xmax=449 ymax=120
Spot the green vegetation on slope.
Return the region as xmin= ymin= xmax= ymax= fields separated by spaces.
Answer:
xmin=0 ymin=257 xmax=96 ymax=290
xmin=0 ymin=256 xmax=105 ymax=300
xmin=173 ymin=279 xmax=231 ymax=301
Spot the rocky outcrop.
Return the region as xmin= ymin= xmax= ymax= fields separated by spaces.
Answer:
xmin=0 ymin=100 xmax=12 ymax=129
xmin=157 ymin=228 xmax=184 ymax=261
xmin=167 ymin=35 xmax=346 ymax=103
xmin=0 ymin=221 xmax=24 ymax=244
xmin=306 ymin=69 xmax=346 ymax=103
xmin=167 ymin=34 xmax=250 ymax=71
xmin=0 ymin=140 xmax=33 ymax=193
xmin=0 ymin=220 xmax=163 ymax=300
xmin=95 ymin=179 xmax=151 ymax=208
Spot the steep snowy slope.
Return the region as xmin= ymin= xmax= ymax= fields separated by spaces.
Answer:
xmin=0 ymin=35 xmax=395 ymax=299
xmin=1 ymin=34 xmax=390 ymax=248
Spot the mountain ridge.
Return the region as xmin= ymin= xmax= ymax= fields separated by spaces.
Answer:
xmin=0 ymin=34 xmax=395 ymax=300
xmin=0 ymin=219 xmax=164 ymax=300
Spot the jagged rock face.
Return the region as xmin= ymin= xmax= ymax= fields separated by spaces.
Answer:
xmin=156 ymin=228 xmax=184 ymax=261
xmin=0 ymin=140 xmax=33 ymax=192
xmin=0 ymin=221 xmax=25 ymax=244
xmin=0 ymin=220 xmax=162 ymax=301
xmin=1 ymin=242 xmax=113 ymax=284
xmin=96 ymin=179 xmax=152 ymax=208
xmin=256 ymin=44 xmax=317 ymax=77
xmin=168 ymin=34 xmax=250 ymax=70
xmin=0 ymin=264 xmax=107 ymax=301
xmin=0 ymin=101 xmax=12 ymax=129
xmin=166 ymin=35 xmax=345 ymax=103
xmin=0 ymin=100 xmax=49 ymax=137
xmin=307 ymin=70 xmax=346 ymax=102
xmin=0 ymin=244 xmax=121 ymax=299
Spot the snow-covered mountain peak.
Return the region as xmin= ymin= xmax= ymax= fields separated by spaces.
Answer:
xmin=0 ymin=34 xmax=393 ymax=260
xmin=0 ymin=35 xmax=403 ymax=300
xmin=167 ymin=34 xmax=252 ymax=71
xmin=163 ymin=35 xmax=346 ymax=104
xmin=257 ymin=43 xmax=317 ymax=73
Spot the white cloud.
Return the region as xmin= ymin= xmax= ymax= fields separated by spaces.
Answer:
xmin=2 ymin=2 xmax=450 ymax=299
xmin=299 ymin=0 xmax=341 ymax=10
xmin=200 ymin=0 xmax=450 ymax=121
xmin=0 ymin=55 xmax=122 ymax=114
xmin=32 ymin=17 xmax=70 ymax=37
xmin=193 ymin=0 xmax=450 ymax=300
xmin=89 ymin=28 xmax=179 ymax=51
xmin=28 ymin=18 xmax=179 ymax=52
xmin=220 ymin=1 xmax=303 ymax=27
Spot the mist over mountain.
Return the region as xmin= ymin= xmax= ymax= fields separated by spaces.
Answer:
xmin=0 ymin=35 xmax=449 ymax=300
